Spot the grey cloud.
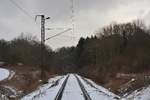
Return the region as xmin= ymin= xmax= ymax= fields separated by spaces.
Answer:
xmin=0 ymin=0 xmax=19 ymax=18
xmin=0 ymin=0 xmax=150 ymax=49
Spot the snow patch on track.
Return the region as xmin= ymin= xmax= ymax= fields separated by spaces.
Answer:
xmin=61 ymin=74 xmax=84 ymax=100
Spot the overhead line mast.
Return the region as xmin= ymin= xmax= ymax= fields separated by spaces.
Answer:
xmin=35 ymin=15 xmax=50 ymax=82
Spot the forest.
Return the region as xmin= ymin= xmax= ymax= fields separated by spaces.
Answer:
xmin=0 ymin=20 xmax=150 ymax=84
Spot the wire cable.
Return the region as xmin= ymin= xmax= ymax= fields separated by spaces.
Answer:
xmin=45 ymin=28 xmax=72 ymax=41
xmin=8 ymin=0 xmax=33 ymax=19
xmin=8 ymin=0 xmax=40 ymax=29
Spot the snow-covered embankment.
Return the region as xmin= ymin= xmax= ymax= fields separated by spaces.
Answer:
xmin=0 ymin=68 xmax=10 ymax=81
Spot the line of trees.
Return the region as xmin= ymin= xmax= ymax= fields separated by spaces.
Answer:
xmin=0 ymin=34 xmax=53 ymax=69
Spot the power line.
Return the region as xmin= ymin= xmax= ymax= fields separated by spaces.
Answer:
xmin=46 ymin=0 xmax=76 ymax=40
xmin=45 ymin=28 xmax=72 ymax=41
xmin=46 ymin=27 xmax=71 ymax=30
xmin=8 ymin=0 xmax=33 ymax=19
xmin=8 ymin=0 xmax=40 ymax=29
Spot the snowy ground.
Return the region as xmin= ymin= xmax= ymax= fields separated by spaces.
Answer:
xmin=22 ymin=75 xmax=67 ymax=100
xmin=124 ymin=85 xmax=150 ymax=100
xmin=21 ymin=73 xmax=150 ymax=100
xmin=76 ymin=75 xmax=120 ymax=100
xmin=22 ymin=74 xmax=122 ymax=100
xmin=3 ymin=68 xmax=150 ymax=100
xmin=0 ymin=68 xmax=11 ymax=100
xmin=0 ymin=68 xmax=10 ymax=81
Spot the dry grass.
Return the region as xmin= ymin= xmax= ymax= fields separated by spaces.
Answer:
xmin=0 ymin=65 xmax=57 ymax=98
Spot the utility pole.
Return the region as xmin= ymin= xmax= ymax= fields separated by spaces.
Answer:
xmin=40 ymin=15 xmax=46 ymax=82
xmin=35 ymin=14 xmax=71 ymax=83
xmin=35 ymin=15 xmax=50 ymax=83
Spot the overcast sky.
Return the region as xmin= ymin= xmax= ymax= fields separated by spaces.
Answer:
xmin=0 ymin=0 xmax=150 ymax=50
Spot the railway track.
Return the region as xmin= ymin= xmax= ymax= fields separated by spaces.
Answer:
xmin=54 ymin=74 xmax=92 ymax=100
xmin=78 ymin=75 xmax=120 ymax=100
xmin=22 ymin=74 xmax=119 ymax=100
xmin=54 ymin=75 xmax=70 ymax=100
xmin=75 ymin=75 xmax=92 ymax=100
xmin=79 ymin=76 xmax=99 ymax=90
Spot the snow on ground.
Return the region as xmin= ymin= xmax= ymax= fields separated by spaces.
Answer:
xmin=0 ymin=68 xmax=10 ymax=81
xmin=77 ymin=75 xmax=120 ymax=100
xmin=21 ymin=75 xmax=67 ymax=100
xmin=8 ymin=70 xmax=15 ymax=80
xmin=2 ymin=85 xmax=19 ymax=98
xmin=0 ymin=93 xmax=9 ymax=100
xmin=61 ymin=74 xmax=84 ymax=100
xmin=125 ymin=85 xmax=150 ymax=100
xmin=22 ymin=74 xmax=135 ymax=100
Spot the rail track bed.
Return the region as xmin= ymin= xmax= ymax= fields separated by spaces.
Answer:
xmin=21 ymin=74 xmax=119 ymax=100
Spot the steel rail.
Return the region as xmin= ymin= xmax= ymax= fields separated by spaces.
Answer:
xmin=54 ymin=75 xmax=70 ymax=100
xmin=75 ymin=75 xmax=92 ymax=100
